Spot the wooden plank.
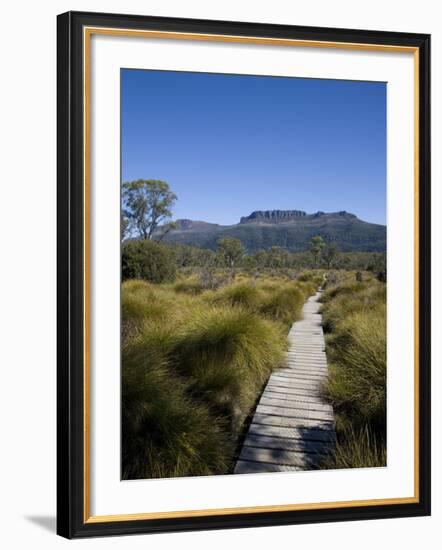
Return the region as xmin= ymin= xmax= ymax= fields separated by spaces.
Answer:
xmin=278 ymin=368 xmax=329 ymax=376
xmin=251 ymin=413 xmax=334 ymax=430
xmin=239 ymin=446 xmax=320 ymax=468
xmin=261 ymin=392 xmax=333 ymax=409
xmin=274 ymin=371 xmax=327 ymax=380
xmin=243 ymin=434 xmax=333 ymax=454
xmin=266 ymin=380 xmax=321 ymax=391
xmin=270 ymin=374 xmax=323 ymax=384
xmin=270 ymin=375 xmax=321 ymax=386
xmin=247 ymin=424 xmax=335 ymax=443
xmin=256 ymin=404 xmax=334 ymax=422
xmin=259 ymin=396 xmax=334 ymax=413
xmin=264 ymin=385 xmax=320 ymax=399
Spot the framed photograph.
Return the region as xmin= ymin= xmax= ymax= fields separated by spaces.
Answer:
xmin=57 ymin=11 xmax=431 ymax=538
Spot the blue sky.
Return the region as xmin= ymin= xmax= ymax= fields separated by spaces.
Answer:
xmin=121 ymin=69 xmax=386 ymax=226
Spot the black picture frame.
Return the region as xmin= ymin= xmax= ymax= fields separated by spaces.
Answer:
xmin=57 ymin=10 xmax=431 ymax=539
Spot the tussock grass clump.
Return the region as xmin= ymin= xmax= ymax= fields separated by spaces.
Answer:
xmin=320 ymin=274 xmax=386 ymax=468
xmin=174 ymin=307 xmax=286 ymax=432
xmin=259 ymin=284 xmax=307 ymax=327
xmin=297 ymin=281 xmax=317 ymax=296
xmin=324 ymin=304 xmax=386 ymax=430
xmin=320 ymin=280 xmax=366 ymax=304
xmin=210 ymin=282 xmax=264 ymax=311
xmin=122 ymin=325 xmax=232 ymax=480
xmin=297 ymin=270 xmax=324 ymax=287
xmin=122 ymin=278 xmax=202 ymax=328
xmin=122 ymin=280 xmax=183 ymax=343
xmin=256 ymin=280 xmax=281 ymax=293
xmin=321 ymin=281 xmax=386 ymax=333
xmin=173 ymin=278 xmax=205 ymax=295
xmin=321 ymin=425 xmax=386 ymax=470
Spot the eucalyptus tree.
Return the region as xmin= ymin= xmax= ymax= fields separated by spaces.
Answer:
xmin=122 ymin=179 xmax=177 ymax=240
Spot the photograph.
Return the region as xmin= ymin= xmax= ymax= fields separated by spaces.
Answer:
xmin=120 ymin=68 xmax=387 ymax=480
xmin=55 ymin=9 xmax=431 ymax=538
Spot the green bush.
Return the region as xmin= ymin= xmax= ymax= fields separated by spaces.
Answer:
xmin=122 ymin=240 xmax=176 ymax=283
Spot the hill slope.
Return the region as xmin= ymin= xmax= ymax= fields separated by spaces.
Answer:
xmin=160 ymin=210 xmax=386 ymax=253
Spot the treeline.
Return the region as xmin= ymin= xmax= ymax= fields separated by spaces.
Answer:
xmin=122 ymin=237 xmax=386 ymax=284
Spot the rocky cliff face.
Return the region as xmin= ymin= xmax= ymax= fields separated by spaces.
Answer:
xmin=239 ymin=210 xmax=356 ymax=224
xmin=240 ymin=210 xmax=307 ymax=224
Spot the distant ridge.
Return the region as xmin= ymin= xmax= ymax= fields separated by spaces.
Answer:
xmin=240 ymin=210 xmax=307 ymax=223
xmin=159 ymin=210 xmax=386 ymax=253
xmin=240 ymin=210 xmax=356 ymax=224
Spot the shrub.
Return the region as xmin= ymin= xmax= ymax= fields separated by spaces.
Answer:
xmin=122 ymin=239 xmax=176 ymax=283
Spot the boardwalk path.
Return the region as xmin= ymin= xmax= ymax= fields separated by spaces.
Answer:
xmin=234 ymin=291 xmax=335 ymax=473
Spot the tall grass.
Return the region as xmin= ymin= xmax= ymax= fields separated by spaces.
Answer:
xmin=122 ymin=323 xmax=232 ymax=479
xmin=210 ymin=282 xmax=264 ymax=311
xmin=259 ymin=284 xmax=307 ymax=328
xmin=122 ymin=274 xmax=315 ymax=479
xmin=321 ymin=425 xmax=387 ymax=470
xmin=320 ymin=275 xmax=386 ymax=468
xmin=174 ymin=307 xmax=286 ymax=432
xmin=173 ymin=278 xmax=205 ymax=295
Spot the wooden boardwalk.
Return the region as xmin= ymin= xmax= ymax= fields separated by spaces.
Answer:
xmin=234 ymin=291 xmax=335 ymax=474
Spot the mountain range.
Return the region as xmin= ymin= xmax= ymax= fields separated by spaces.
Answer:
xmin=159 ymin=210 xmax=386 ymax=253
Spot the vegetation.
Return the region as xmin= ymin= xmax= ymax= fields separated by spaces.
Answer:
xmin=120 ymin=179 xmax=387 ymax=477
xmin=122 ymin=239 xmax=176 ymax=283
xmin=121 ymin=273 xmax=316 ymax=479
xmin=161 ymin=210 xmax=386 ymax=253
xmin=259 ymin=284 xmax=308 ymax=328
xmin=310 ymin=235 xmax=325 ymax=266
xmin=217 ymin=237 xmax=245 ymax=268
xmin=121 ymin=238 xmax=386 ymax=279
xmin=319 ymin=272 xmax=387 ymax=469
xmin=123 ymin=179 xmax=177 ymax=240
